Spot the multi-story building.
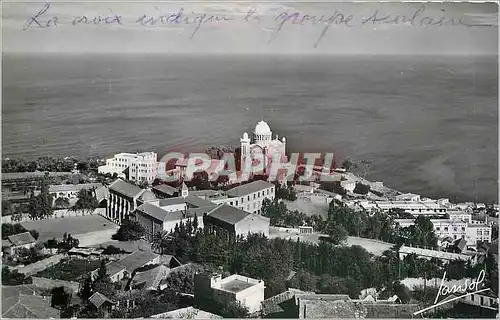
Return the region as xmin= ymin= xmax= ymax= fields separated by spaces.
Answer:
xmin=98 ymin=152 xmax=158 ymax=183
xmin=194 ymin=273 xmax=265 ymax=313
xmin=395 ymin=217 xmax=492 ymax=247
xmin=210 ymin=180 xmax=275 ymax=214
xmin=358 ymin=198 xmax=450 ymax=216
xmin=133 ymin=184 xmax=218 ymax=241
xmin=203 ymin=204 xmax=270 ymax=239
xmin=106 ymin=179 xmax=148 ymax=224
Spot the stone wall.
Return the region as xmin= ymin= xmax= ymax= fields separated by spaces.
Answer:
xmin=2 ymin=208 xmax=106 ymax=224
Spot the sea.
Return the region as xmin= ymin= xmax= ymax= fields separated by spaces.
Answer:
xmin=2 ymin=54 xmax=498 ymax=203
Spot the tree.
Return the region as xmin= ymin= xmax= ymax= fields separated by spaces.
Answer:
xmin=73 ymin=189 xmax=98 ymax=213
xmin=2 ymin=200 xmax=14 ymax=216
xmin=324 ymin=224 xmax=348 ymax=244
xmin=353 ymin=182 xmax=370 ymax=195
xmin=78 ymin=275 xmax=93 ymax=301
xmin=27 ymin=175 xmax=54 ymax=220
xmin=51 ymin=286 xmax=71 ymax=310
xmin=112 ymin=218 xmax=145 ymax=241
xmin=54 ymin=197 xmax=70 ymax=209
xmin=152 ymin=230 xmax=172 ymax=254
xmin=2 ymin=223 xmax=28 ymax=239
xmin=2 ymin=267 xmax=30 ymax=285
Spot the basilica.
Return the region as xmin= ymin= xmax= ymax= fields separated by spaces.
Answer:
xmin=240 ymin=120 xmax=287 ymax=173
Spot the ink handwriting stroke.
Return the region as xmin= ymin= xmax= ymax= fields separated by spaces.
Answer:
xmin=21 ymin=3 xmax=498 ymax=48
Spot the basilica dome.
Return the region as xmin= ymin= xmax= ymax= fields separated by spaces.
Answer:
xmin=254 ymin=120 xmax=271 ymax=135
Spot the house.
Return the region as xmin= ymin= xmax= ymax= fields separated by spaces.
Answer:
xmin=152 ymin=184 xmax=180 ymax=198
xmin=203 ymin=204 xmax=270 ymax=239
xmin=48 ymin=183 xmax=102 ymax=202
xmin=195 ymin=272 xmax=265 ymax=313
xmin=106 ymin=179 xmax=148 ymax=224
xmin=263 ymin=291 xmax=420 ymax=319
xmin=150 ymin=306 xmax=222 ymax=319
xmin=460 ymin=289 xmax=498 ymax=311
xmin=129 ymin=264 xmax=170 ymax=291
xmin=2 ymin=285 xmax=60 ymax=318
xmin=133 ymin=188 xmax=218 ymax=242
xmin=89 ymin=292 xmax=116 ymax=316
xmin=3 ymin=232 xmax=37 ymax=255
xmin=92 ymin=250 xmax=160 ymax=282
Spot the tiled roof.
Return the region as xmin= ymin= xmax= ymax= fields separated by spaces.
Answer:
xmin=132 ymin=264 xmax=169 ymax=290
xmin=152 ymin=184 xmax=178 ymax=196
xmin=225 ymin=180 xmax=274 ymax=197
xmin=106 ymin=250 xmax=159 ymax=276
xmin=49 ymin=183 xmax=102 ymax=194
xmin=2 ymin=286 xmax=60 ymax=319
xmin=137 ymin=203 xmax=169 ymax=222
xmin=109 ymin=179 xmax=144 ymax=198
xmin=89 ymin=292 xmax=115 ymax=309
xmin=185 ymin=195 xmax=217 ymax=208
xmin=94 ymin=185 xmax=110 ymax=202
xmin=159 ymin=197 xmax=187 ymax=207
xmin=206 ymin=204 xmax=252 ymax=225
xmin=7 ymin=232 xmax=36 ymax=246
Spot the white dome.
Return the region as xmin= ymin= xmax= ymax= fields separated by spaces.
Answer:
xmin=254 ymin=120 xmax=271 ymax=135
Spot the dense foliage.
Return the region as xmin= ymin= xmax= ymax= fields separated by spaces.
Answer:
xmin=112 ymin=218 xmax=145 ymax=241
xmin=27 ymin=175 xmax=54 ymax=220
xmin=2 ymin=266 xmax=32 ymax=285
xmin=275 ymin=184 xmax=297 ymax=201
xmin=72 ymin=189 xmax=99 ymax=213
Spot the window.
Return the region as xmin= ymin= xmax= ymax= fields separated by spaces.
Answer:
xmin=436 ymin=227 xmax=440 ymax=231
xmin=247 ymin=196 xmax=250 ymax=201
xmin=480 ymin=296 xmax=484 ymax=305
xmin=462 ymin=227 xmax=466 ymax=231
xmin=444 ymin=227 xmax=448 ymax=231
xmin=478 ymin=230 xmax=482 ymax=235
xmin=453 ymin=227 xmax=457 ymax=232
xmin=253 ymin=194 xmax=256 ymax=199
xmin=453 ymin=235 xmax=457 ymax=239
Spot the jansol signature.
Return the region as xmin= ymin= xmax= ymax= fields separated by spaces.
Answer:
xmin=414 ymin=269 xmax=489 ymax=315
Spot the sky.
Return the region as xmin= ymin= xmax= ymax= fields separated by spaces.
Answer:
xmin=2 ymin=1 xmax=498 ymax=55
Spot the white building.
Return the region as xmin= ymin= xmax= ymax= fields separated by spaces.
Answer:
xmin=49 ymin=183 xmax=103 ymax=201
xmin=134 ymin=185 xmax=218 ymax=241
xmin=191 ymin=180 xmax=276 ymax=214
xmin=98 ymin=152 xmax=158 ymax=183
xmin=395 ymin=217 xmax=492 ymax=247
xmin=240 ymin=120 xmax=287 ymax=175
xmin=358 ymin=199 xmax=449 ymax=216
xmin=195 ymin=273 xmax=265 ymax=313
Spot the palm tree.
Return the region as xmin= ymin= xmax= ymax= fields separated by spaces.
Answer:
xmin=151 ymin=230 xmax=172 ymax=255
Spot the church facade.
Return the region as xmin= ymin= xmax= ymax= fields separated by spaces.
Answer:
xmin=240 ymin=120 xmax=287 ymax=175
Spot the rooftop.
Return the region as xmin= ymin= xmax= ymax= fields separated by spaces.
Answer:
xmin=213 ymin=274 xmax=262 ymax=294
xmin=152 ymin=184 xmax=179 ymax=196
xmin=132 ymin=264 xmax=169 ymax=290
xmin=136 ymin=202 xmax=170 ymax=222
xmin=7 ymin=232 xmax=36 ymax=247
xmin=106 ymin=250 xmax=159 ymax=276
xmin=225 ymin=180 xmax=274 ymax=197
xmin=109 ymin=179 xmax=144 ymax=198
xmin=89 ymin=292 xmax=115 ymax=309
xmin=2 ymin=285 xmax=60 ymax=319
xmin=206 ymin=204 xmax=252 ymax=225
xmin=221 ymin=279 xmax=255 ymax=293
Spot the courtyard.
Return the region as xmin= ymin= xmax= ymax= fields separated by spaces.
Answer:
xmin=21 ymin=214 xmax=118 ymax=244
